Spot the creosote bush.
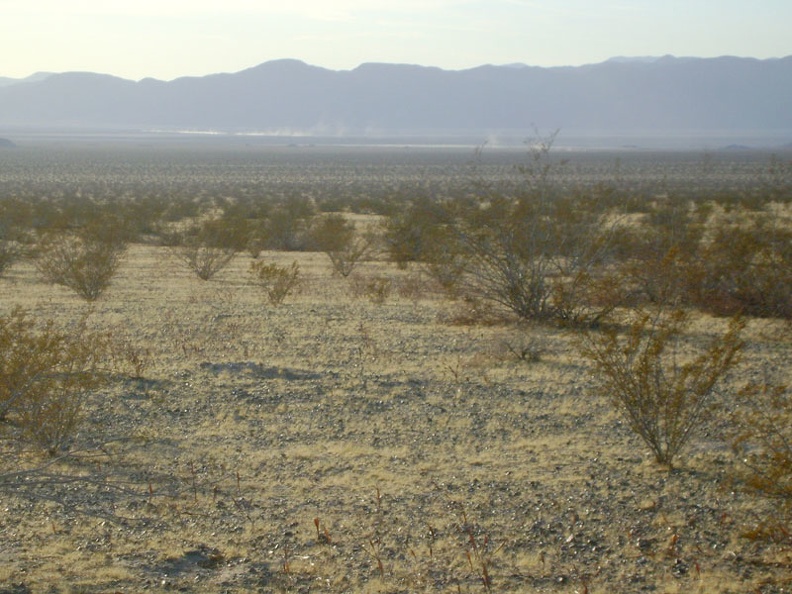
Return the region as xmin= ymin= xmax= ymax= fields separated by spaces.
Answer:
xmin=579 ymin=309 xmax=744 ymax=467
xmin=730 ymin=382 xmax=792 ymax=517
xmin=381 ymin=135 xmax=624 ymax=327
xmin=0 ymin=239 xmax=21 ymax=277
xmin=438 ymin=194 xmax=620 ymax=326
xmin=311 ymin=214 xmax=372 ymax=277
xmin=350 ymin=274 xmax=392 ymax=305
xmin=695 ymin=218 xmax=792 ymax=319
xmin=35 ymin=231 xmax=127 ymax=301
xmin=250 ymin=260 xmax=301 ymax=305
xmin=0 ymin=307 xmax=108 ymax=455
xmin=170 ymin=223 xmax=238 ymax=281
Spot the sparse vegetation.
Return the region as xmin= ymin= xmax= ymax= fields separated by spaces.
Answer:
xmin=0 ymin=307 xmax=108 ymax=455
xmin=695 ymin=214 xmax=792 ymax=318
xmin=579 ymin=309 xmax=744 ymax=467
xmin=350 ymin=273 xmax=392 ymax=304
xmin=0 ymin=238 xmax=21 ymax=277
xmin=311 ymin=213 xmax=372 ymax=277
xmin=0 ymin=140 xmax=790 ymax=591
xmin=35 ymin=230 xmax=127 ymax=301
xmin=170 ymin=222 xmax=239 ymax=281
xmin=250 ymin=260 xmax=301 ymax=305
xmin=730 ymin=381 xmax=792 ymax=532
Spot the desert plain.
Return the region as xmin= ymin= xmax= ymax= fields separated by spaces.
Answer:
xmin=0 ymin=140 xmax=790 ymax=593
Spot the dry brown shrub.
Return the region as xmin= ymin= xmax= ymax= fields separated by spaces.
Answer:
xmin=730 ymin=381 xmax=792 ymax=530
xmin=395 ymin=270 xmax=429 ymax=302
xmin=579 ymin=310 xmax=744 ymax=467
xmin=382 ymin=196 xmax=454 ymax=268
xmin=107 ymin=333 xmax=152 ymax=379
xmin=619 ymin=245 xmax=704 ymax=308
xmin=695 ymin=219 xmax=792 ymax=319
xmin=455 ymin=220 xmax=556 ymax=321
xmin=349 ymin=274 xmax=392 ymax=305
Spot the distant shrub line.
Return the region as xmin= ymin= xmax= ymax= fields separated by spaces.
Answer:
xmin=0 ymin=145 xmax=789 ymax=318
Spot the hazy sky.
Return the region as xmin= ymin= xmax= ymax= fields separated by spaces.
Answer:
xmin=2 ymin=0 xmax=790 ymax=80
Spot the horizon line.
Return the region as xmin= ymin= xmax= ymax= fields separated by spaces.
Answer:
xmin=3 ymin=53 xmax=791 ymax=83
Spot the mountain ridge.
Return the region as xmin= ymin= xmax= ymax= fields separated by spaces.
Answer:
xmin=1 ymin=56 xmax=790 ymax=138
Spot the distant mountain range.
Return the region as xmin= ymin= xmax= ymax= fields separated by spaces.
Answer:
xmin=0 ymin=72 xmax=53 ymax=88
xmin=1 ymin=56 xmax=790 ymax=140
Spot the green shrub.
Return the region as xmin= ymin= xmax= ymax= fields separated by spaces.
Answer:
xmin=579 ymin=310 xmax=743 ymax=467
xmin=449 ymin=194 xmax=618 ymax=325
xmin=250 ymin=261 xmax=301 ymax=305
xmin=170 ymin=222 xmax=239 ymax=281
xmin=382 ymin=197 xmax=454 ymax=268
xmin=173 ymin=242 xmax=237 ymax=281
xmin=0 ymin=307 xmax=107 ymax=455
xmin=259 ymin=198 xmax=315 ymax=251
xmin=311 ymin=214 xmax=372 ymax=277
xmin=35 ymin=231 xmax=127 ymax=301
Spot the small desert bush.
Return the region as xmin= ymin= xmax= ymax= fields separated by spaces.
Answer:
xmin=694 ymin=219 xmax=792 ymax=319
xmin=496 ymin=328 xmax=545 ymax=363
xmin=730 ymin=381 xmax=792 ymax=520
xmin=258 ymin=198 xmax=316 ymax=251
xmin=427 ymin=188 xmax=622 ymax=326
xmin=310 ymin=213 xmax=353 ymax=251
xmin=382 ymin=196 xmax=455 ymax=268
xmin=201 ymin=216 xmax=256 ymax=252
xmin=171 ymin=224 xmax=238 ymax=281
xmin=350 ymin=274 xmax=392 ymax=305
xmin=0 ymin=239 xmax=21 ymax=277
xmin=326 ymin=237 xmax=372 ymax=278
xmin=35 ymin=231 xmax=127 ymax=301
xmin=0 ymin=307 xmax=108 ymax=455
xmin=250 ymin=260 xmax=301 ymax=305
xmin=453 ymin=221 xmax=618 ymax=326
xmin=618 ymin=207 xmax=792 ymax=319
xmin=311 ymin=214 xmax=372 ymax=277
xmin=618 ymin=245 xmax=702 ymax=308
xmin=107 ymin=332 xmax=152 ymax=379
xmin=454 ymin=218 xmax=556 ymax=321
xmin=420 ymin=226 xmax=466 ymax=298
xmin=395 ymin=271 xmax=429 ymax=301
xmin=579 ymin=310 xmax=744 ymax=467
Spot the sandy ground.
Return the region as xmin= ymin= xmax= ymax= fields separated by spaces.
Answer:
xmin=0 ymin=244 xmax=789 ymax=593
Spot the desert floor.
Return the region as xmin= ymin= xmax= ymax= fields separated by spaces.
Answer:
xmin=0 ymin=242 xmax=790 ymax=594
